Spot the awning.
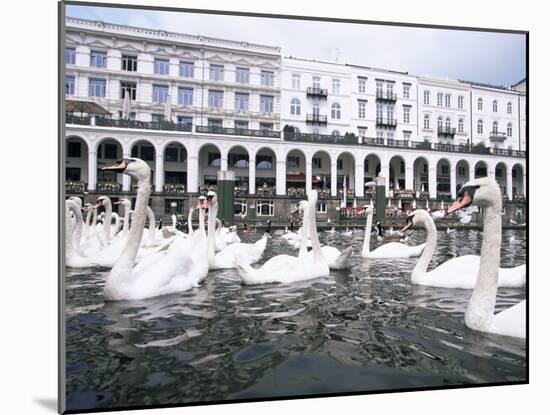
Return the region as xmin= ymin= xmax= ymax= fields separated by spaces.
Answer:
xmin=66 ymin=100 xmax=111 ymax=116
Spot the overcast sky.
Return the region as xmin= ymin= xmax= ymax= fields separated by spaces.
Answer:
xmin=66 ymin=4 xmax=526 ymax=86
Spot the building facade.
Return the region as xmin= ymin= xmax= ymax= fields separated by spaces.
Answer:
xmin=64 ymin=18 xmax=527 ymax=221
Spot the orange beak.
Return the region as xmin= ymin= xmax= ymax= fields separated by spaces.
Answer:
xmin=447 ymin=192 xmax=473 ymax=214
xmin=102 ymin=160 xmax=127 ymax=172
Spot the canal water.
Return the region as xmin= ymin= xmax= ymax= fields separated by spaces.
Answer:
xmin=65 ymin=228 xmax=526 ymax=411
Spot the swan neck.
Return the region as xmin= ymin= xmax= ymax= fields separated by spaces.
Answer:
xmin=362 ymin=210 xmax=373 ymax=256
xmin=207 ymin=202 xmax=217 ymax=265
xmin=66 ymin=201 xmax=82 ymax=252
xmin=298 ymin=204 xmax=309 ymax=259
xmin=102 ymin=199 xmax=112 ymax=241
xmin=309 ymin=198 xmax=323 ymax=261
xmin=188 ymin=208 xmax=194 ymax=234
xmin=122 ymin=204 xmax=130 ymax=236
xmin=412 ymin=215 xmax=437 ymax=275
xmin=147 ymin=206 xmax=155 ymax=241
xmin=85 ymin=209 xmax=92 ymax=227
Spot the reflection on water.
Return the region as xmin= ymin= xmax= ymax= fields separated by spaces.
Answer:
xmin=65 ymin=229 xmax=526 ymax=411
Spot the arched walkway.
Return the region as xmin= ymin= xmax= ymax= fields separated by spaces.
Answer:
xmin=65 ymin=136 xmax=89 ymax=192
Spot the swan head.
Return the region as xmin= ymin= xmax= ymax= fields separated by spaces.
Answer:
xmin=447 ymin=177 xmax=500 ymax=214
xmin=401 ymin=209 xmax=432 ymax=232
xmin=205 ymin=191 xmax=217 ymax=208
xmin=95 ymin=195 xmax=111 ymax=209
xmin=102 ymin=158 xmax=151 ymax=181
xmin=68 ymin=196 xmax=82 ymax=208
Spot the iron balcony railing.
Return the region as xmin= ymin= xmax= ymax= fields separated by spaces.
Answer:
xmin=284 ymin=131 xmax=357 ymax=145
xmin=375 ymin=117 xmax=398 ymax=127
xmin=489 ymin=132 xmax=507 ymax=142
xmin=195 ymin=125 xmax=280 ymax=138
xmin=306 ymin=87 xmax=328 ymax=98
xmin=376 ymin=90 xmax=398 ymax=101
xmin=66 ymin=113 xmax=193 ymax=132
xmin=437 ymin=126 xmax=457 ymax=137
xmin=305 ymin=114 xmax=328 ymax=125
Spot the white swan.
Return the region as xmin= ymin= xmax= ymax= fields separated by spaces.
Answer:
xmin=361 ymin=207 xmax=425 ymax=259
xmin=325 ymin=227 xmax=336 ymax=234
xmin=102 ymin=158 xmax=208 ymax=301
xmin=205 ymin=191 xmax=268 ymax=270
xmin=236 ymin=190 xmax=330 ymax=284
xmin=446 ymin=177 xmax=526 ymax=338
xmin=402 ymin=208 xmax=525 ymax=289
xmin=342 ymin=227 xmax=353 ymax=237
xmin=95 ymin=196 xmax=114 ymax=243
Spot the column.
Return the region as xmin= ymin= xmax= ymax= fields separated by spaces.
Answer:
xmin=155 ymin=153 xmax=164 ymax=193
xmin=276 ymin=160 xmax=286 ymax=196
xmin=122 ymin=151 xmax=131 ymax=192
xmin=248 ymin=157 xmax=256 ymax=195
xmin=305 ymin=160 xmax=312 ymax=195
xmin=221 ymin=157 xmax=228 ymax=172
xmin=522 ymin=172 xmax=527 ymax=198
xmin=450 ymin=167 xmax=457 ymax=199
xmin=468 ymin=163 xmax=475 ymax=182
xmin=330 ymin=162 xmax=337 ymax=197
xmin=187 ymin=155 xmax=199 ymax=193
xmin=87 ymin=150 xmax=97 ymax=191
xmin=428 ymin=167 xmax=437 ymax=199
xmin=355 ymin=162 xmax=364 ymax=197
xmin=381 ymin=164 xmax=390 ymax=197
xmin=405 ymin=166 xmax=413 ymax=191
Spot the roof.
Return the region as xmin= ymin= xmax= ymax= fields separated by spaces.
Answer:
xmin=66 ymin=100 xmax=111 ymax=116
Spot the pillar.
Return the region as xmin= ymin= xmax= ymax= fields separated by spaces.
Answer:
xmin=330 ymin=162 xmax=337 ymax=197
xmin=217 ymin=170 xmax=235 ymax=225
xmin=355 ymin=162 xmax=364 ymax=197
xmin=405 ymin=166 xmax=413 ymax=191
xmin=276 ymin=160 xmax=286 ymax=196
xmin=187 ymin=155 xmax=199 ymax=193
xmin=306 ymin=160 xmax=312 ymax=195
xmin=468 ymin=163 xmax=475 ymax=182
xmin=428 ymin=167 xmax=437 ymax=199
xmin=221 ymin=157 xmax=228 ymax=172
xmin=122 ymin=151 xmax=131 ymax=191
xmin=449 ymin=167 xmax=457 ymax=199
xmin=87 ymin=150 xmax=97 ymax=191
xmin=381 ymin=164 xmax=390 ymax=197
xmin=506 ymin=170 xmax=513 ymax=200
xmin=155 ymin=153 xmax=164 ymax=193
xmin=522 ymin=171 xmax=527 ymax=198
xmin=248 ymin=157 xmax=256 ymax=195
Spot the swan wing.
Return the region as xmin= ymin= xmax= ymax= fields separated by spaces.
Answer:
xmin=368 ymin=242 xmax=425 ymax=259
xmin=489 ymin=300 xmax=526 ymax=338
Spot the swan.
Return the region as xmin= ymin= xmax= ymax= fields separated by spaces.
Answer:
xmin=342 ymin=227 xmax=353 ymax=237
xmin=205 ymin=191 xmax=268 ymax=270
xmin=95 ymin=196 xmax=114 ymax=243
xmin=236 ymin=190 xmax=330 ymax=284
xmin=402 ymin=208 xmax=525 ymax=289
xmin=102 ymin=158 xmax=208 ymax=301
xmin=446 ymin=177 xmax=526 ymax=338
xmin=325 ymin=227 xmax=336 ymax=234
xmin=65 ymin=200 xmax=93 ymax=268
xmin=431 ymin=210 xmax=446 ymax=220
xmin=361 ymin=207 xmax=425 ymax=259
xmin=374 ymin=221 xmax=407 ymax=243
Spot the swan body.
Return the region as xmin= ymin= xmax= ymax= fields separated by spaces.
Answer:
xmin=317 ymin=246 xmax=353 ymax=270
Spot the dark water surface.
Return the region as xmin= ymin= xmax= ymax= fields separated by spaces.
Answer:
xmin=65 ymin=229 xmax=526 ymax=411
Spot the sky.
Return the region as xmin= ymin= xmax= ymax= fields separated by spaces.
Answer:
xmin=66 ymin=4 xmax=526 ymax=86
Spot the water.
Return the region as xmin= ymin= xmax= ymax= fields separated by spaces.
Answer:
xmin=65 ymin=229 xmax=526 ymax=411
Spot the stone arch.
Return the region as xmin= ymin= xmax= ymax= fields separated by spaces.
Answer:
xmin=413 ymin=156 xmax=429 ymax=193
xmin=436 ymin=157 xmax=452 ymax=197
xmin=455 ymin=159 xmax=470 ymax=190
xmin=65 ymin=135 xmax=89 ymax=186
xmin=474 ymin=160 xmax=488 ymax=178
xmin=163 ymin=141 xmax=188 ymax=191
xmin=311 ymin=149 xmax=332 ymax=194
xmin=389 ymin=155 xmax=406 ymax=191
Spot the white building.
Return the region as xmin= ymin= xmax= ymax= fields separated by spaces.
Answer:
xmin=64 ymin=17 xmax=526 ymax=220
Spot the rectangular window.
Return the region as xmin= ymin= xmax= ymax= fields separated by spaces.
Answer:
xmin=458 ymin=166 xmax=466 ymax=176
xmin=152 ymin=85 xmax=169 ymax=103
xmin=312 ymin=76 xmax=321 ymax=89
xmin=358 ymin=127 xmax=367 ymax=137
xmin=445 ymin=94 xmax=451 ymax=108
xmin=66 ymin=167 xmax=81 ymax=181
xmin=235 ymin=92 xmax=250 ymax=111
xmin=403 ymin=131 xmax=411 ymax=140
xmin=65 ymin=47 xmax=76 ymax=65
xmin=313 ymin=157 xmax=322 ymax=169
xmin=67 ymin=141 xmax=81 ymax=158
xmin=234 ymin=121 xmax=249 ymax=130
xmin=177 ymin=87 xmax=193 ymax=105
xmin=316 ymin=202 xmax=327 ymax=214
xmin=260 ymin=123 xmax=273 ymax=131
xmin=403 ymin=106 xmax=410 ymax=123
xmin=179 ymin=61 xmax=194 ymax=78
xmin=177 ymin=115 xmax=193 ymax=127
xmin=332 ymin=79 xmax=341 ymax=94
xmin=287 ymin=156 xmax=300 ymax=168
xmin=358 ymin=100 xmax=366 ymax=119
xmin=151 ymin=113 xmax=164 ymax=124
xmin=208 ymin=90 xmax=224 ymax=108
xmin=88 ymin=79 xmax=106 ymax=97
xmin=424 ymin=90 xmax=430 ymax=105
xmin=458 ymin=95 xmax=464 ymax=109
xmin=165 ymin=147 xmax=179 ymax=162
xmin=209 ymin=64 xmax=224 ymax=81
xmin=260 ymin=95 xmax=274 ymax=113
xmin=208 ymin=118 xmax=223 ymax=128
xmin=103 ymin=143 xmax=118 ymax=159
xmin=65 ymin=75 xmax=75 ymax=95
xmin=154 ymin=58 xmax=169 ymax=75
xmin=120 ymin=81 xmax=137 ymax=100
xmin=441 ymin=165 xmax=449 ymax=175
xmin=358 ymin=77 xmax=367 ymax=93
xmin=229 ymin=153 xmax=249 ymax=168
xmin=90 ymin=51 xmax=107 ymax=68
xmin=256 ymin=200 xmax=274 ymax=216
xmin=403 ymin=84 xmax=410 ymax=99
xmin=292 ymin=74 xmax=301 ymax=89
xmin=437 ymin=93 xmax=443 ymax=107
xmin=140 ymin=146 xmax=155 ymax=161
xmin=376 ymin=104 xmax=383 ymax=119
xmin=261 ymin=70 xmax=274 ymax=87
xmin=122 ymin=55 xmax=137 ymax=72
xmin=256 ymin=155 xmax=273 ymax=169
xmin=235 ymin=67 xmax=250 ymax=83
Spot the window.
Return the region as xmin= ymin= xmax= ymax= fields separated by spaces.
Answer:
xmin=358 ymin=77 xmax=367 ymax=93
xmin=458 ymin=118 xmax=464 ymax=133
xmin=331 ymin=103 xmax=341 ymax=119
xmin=478 ymin=97 xmax=483 ymax=110
xmin=229 ymin=153 xmax=249 ymax=167
xmin=507 ymin=102 xmax=513 ymax=114
xmin=316 ymin=202 xmax=327 ymax=214
xmin=477 ymin=119 xmax=484 ymax=134
xmin=337 ymin=159 xmax=344 ymax=170
xmin=386 ymin=83 xmax=394 ymax=95
xmin=387 ymin=131 xmax=394 ymax=140
xmin=332 ymin=79 xmax=341 ymax=94
xmin=423 ymin=114 xmax=430 ymax=129
xmin=208 ymin=118 xmax=223 ymax=128
xmin=118 ymin=111 xmax=136 ymax=120
xmin=235 ymin=93 xmax=249 ymax=111
xmin=165 ymin=147 xmax=179 ymax=162
xmin=458 ymin=166 xmax=466 ymax=176
xmin=90 ymin=51 xmax=107 ymax=68
xmin=256 ymin=200 xmax=274 ymax=216
xmin=152 ymin=85 xmax=169 ymax=103
xmin=151 ymin=114 xmax=164 ymax=125
xmin=178 ymin=87 xmax=193 ymax=105
xmin=495 ymin=167 xmax=503 ymax=178
xmin=376 ymin=104 xmax=383 ymax=120
xmin=423 ymin=90 xmax=430 ymax=105
xmin=65 ymin=75 xmax=75 ymax=95
xmin=261 ymin=70 xmax=274 ymax=87
xmin=260 ymin=95 xmax=274 ymax=113
xmin=493 ymin=100 xmax=498 ymax=112
xmin=312 ymin=76 xmax=321 ymax=89
xmin=458 ymin=95 xmax=464 ymax=109
xmin=65 ymin=47 xmax=76 ymax=65
xmin=403 ymin=131 xmax=411 ymax=140
xmin=437 ymin=92 xmax=443 ymax=107
xmin=507 ymin=123 xmax=513 ymax=137
xmin=386 ymin=105 xmax=394 ymax=121
xmin=492 ymin=121 xmax=498 ymax=134
xmin=235 ymin=67 xmax=250 ymax=83
xmin=257 ymin=155 xmax=273 ymax=169
xmin=403 ymin=84 xmax=410 ymax=99
xmin=208 ymin=90 xmax=224 ymax=108
xmin=290 ymin=98 xmax=301 ymax=115
xmin=292 ymin=74 xmax=301 ymax=89
xmin=312 ymin=157 xmax=322 ymax=169
xmin=154 ymin=58 xmax=169 ymax=75
xmin=260 ymin=123 xmax=273 ymax=131
xmin=234 ymin=200 xmax=247 ymax=216
xmin=437 ymin=116 xmax=443 ymax=130
xmin=376 ymin=81 xmax=383 ymax=95
xmin=287 ymin=156 xmax=300 ymax=167
xmin=66 ymin=167 xmax=81 ymax=181
xmin=67 ymin=141 xmax=81 ymax=157
xmin=376 ymin=131 xmax=384 ymax=140
xmin=445 ymin=117 xmax=451 ymax=130
xmin=179 ymin=61 xmax=194 ymax=78
xmin=445 ymin=94 xmax=451 ymax=108
xmin=120 ymin=81 xmax=137 ymax=100
xmin=164 ymin=199 xmax=184 ymax=214
xmin=209 ymin=64 xmax=224 ymax=81
xmin=103 ymin=143 xmax=118 ymax=159
xmin=441 ymin=165 xmax=449 ymax=175
xmin=358 ymin=127 xmax=367 ymax=137
xmin=122 ymin=55 xmax=137 ymax=72
xmin=89 ymin=79 xmax=106 ymax=97
xmin=208 ymin=152 xmax=221 ymax=167
xmin=403 ymin=106 xmax=410 ymax=123
xmin=358 ymin=100 xmax=366 ymax=119
xmin=177 ymin=115 xmax=193 ymax=127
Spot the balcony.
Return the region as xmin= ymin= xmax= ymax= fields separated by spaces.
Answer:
xmin=306 ymin=87 xmax=328 ymax=99
xmin=163 ymin=184 xmax=186 ymax=195
xmin=284 ymin=131 xmax=357 ymax=145
xmin=376 ymin=91 xmax=397 ymax=102
xmin=66 ymin=114 xmax=193 ymax=132
xmin=195 ymin=125 xmax=281 ymax=138
xmin=305 ymin=114 xmax=328 ymax=126
xmin=489 ymin=132 xmax=507 ymax=143
xmin=437 ymin=126 xmax=456 ymax=138
xmin=376 ymin=117 xmax=398 ymax=128
xmin=66 ymin=180 xmax=87 ymax=193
